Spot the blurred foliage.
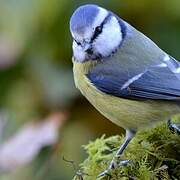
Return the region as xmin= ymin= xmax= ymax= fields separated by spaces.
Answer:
xmin=0 ymin=0 xmax=179 ymax=180
xmin=79 ymin=120 xmax=180 ymax=180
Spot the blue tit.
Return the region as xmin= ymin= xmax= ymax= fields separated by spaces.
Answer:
xmin=70 ymin=4 xmax=180 ymax=176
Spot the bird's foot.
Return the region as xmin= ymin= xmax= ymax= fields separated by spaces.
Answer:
xmin=98 ymin=130 xmax=135 ymax=179
xmin=97 ymin=157 xmax=131 ymax=179
xmin=168 ymin=120 xmax=180 ymax=135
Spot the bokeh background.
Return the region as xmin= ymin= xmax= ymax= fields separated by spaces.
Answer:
xmin=0 ymin=0 xmax=180 ymax=179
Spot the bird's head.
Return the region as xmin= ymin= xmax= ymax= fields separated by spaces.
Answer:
xmin=70 ymin=4 xmax=126 ymax=62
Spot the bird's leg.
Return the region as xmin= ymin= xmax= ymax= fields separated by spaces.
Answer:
xmin=98 ymin=129 xmax=136 ymax=178
xmin=167 ymin=119 xmax=180 ymax=135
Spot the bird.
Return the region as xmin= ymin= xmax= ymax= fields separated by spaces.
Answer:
xmin=70 ymin=4 xmax=180 ymax=177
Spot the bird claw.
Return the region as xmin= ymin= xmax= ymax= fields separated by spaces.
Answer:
xmin=168 ymin=120 xmax=180 ymax=135
xmin=119 ymin=159 xmax=131 ymax=166
xmin=98 ymin=130 xmax=135 ymax=179
xmin=97 ymin=170 xmax=111 ymax=179
xmin=97 ymin=159 xmax=131 ymax=179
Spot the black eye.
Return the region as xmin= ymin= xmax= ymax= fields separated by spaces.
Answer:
xmin=95 ymin=26 xmax=102 ymax=34
xmin=90 ymin=26 xmax=103 ymax=43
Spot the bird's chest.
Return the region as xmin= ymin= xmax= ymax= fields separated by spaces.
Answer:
xmin=73 ymin=61 xmax=129 ymax=127
xmin=73 ymin=62 xmax=108 ymax=109
xmin=73 ymin=62 xmax=103 ymax=105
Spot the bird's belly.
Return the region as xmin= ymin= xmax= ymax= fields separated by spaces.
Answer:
xmin=73 ymin=62 xmax=180 ymax=130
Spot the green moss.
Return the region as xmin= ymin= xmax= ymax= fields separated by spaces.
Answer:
xmin=75 ymin=120 xmax=180 ymax=180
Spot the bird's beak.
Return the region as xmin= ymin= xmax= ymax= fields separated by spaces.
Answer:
xmin=83 ymin=43 xmax=93 ymax=55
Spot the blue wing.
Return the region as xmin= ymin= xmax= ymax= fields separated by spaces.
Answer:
xmin=87 ymin=56 xmax=180 ymax=101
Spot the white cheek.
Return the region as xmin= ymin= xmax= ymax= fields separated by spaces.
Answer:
xmin=94 ymin=17 xmax=122 ymax=57
xmin=72 ymin=41 xmax=86 ymax=62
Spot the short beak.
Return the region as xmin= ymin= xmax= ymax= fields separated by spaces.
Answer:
xmin=83 ymin=43 xmax=93 ymax=55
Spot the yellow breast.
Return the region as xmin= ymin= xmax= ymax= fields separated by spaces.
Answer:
xmin=73 ymin=61 xmax=180 ymax=130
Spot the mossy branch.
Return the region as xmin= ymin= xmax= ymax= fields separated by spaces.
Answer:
xmin=74 ymin=119 xmax=180 ymax=180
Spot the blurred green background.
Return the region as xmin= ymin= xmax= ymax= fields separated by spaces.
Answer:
xmin=0 ymin=0 xmax=180 ymax=180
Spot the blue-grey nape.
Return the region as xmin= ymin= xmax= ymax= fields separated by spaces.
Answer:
xmin=70 ymin=4 xmax=99 ymax=34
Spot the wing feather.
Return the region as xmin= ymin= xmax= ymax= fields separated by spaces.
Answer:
xmin=87 ymin=56 xmax=180 ymax=101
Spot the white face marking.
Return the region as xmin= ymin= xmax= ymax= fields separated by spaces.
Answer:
xmin=121 ymin=73 xmax=144 ymax=90
xmin=93 ymin=16 xmax=122 ymax=57
xmin=92 ymin=7 xmax=108 ymax=29
xmin=72 ymin=41 xmax=86 ymax=62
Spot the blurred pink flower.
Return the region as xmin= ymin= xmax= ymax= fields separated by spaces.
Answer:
xmin=0 ymin=112 xmax=67 ymax=172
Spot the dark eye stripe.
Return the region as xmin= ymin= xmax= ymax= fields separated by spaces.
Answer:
xmin=90 ymin=13 xmax=112 ymax=43
xmin=74 ymin=38 xmax=81 ymax=46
